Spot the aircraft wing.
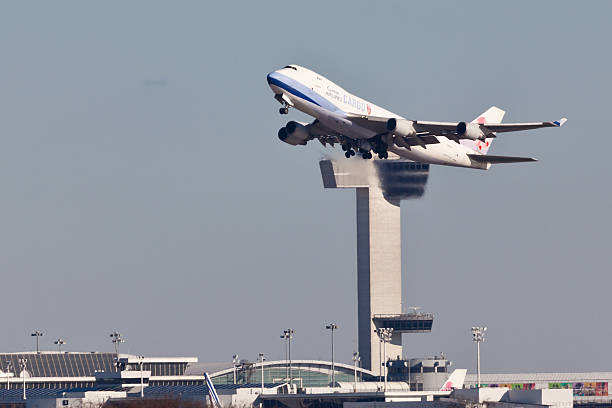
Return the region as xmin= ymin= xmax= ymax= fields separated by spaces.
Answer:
xmin=414 ymin=118 xmax=567 ymax=134
xmin=345 ymin=114 xmax=390 ymax=134
xmin=346 ymin=113 xmax=567 ymax=146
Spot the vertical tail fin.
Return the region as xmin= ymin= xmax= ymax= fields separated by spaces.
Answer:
xmin=439 ymin=369 xmax=467 ymax=392
xmin=465 ymin=106 xmax=506 ymax=154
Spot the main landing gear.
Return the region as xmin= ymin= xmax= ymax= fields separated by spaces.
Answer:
xmin=340 ymin=140 xmax=388 ymax=160
xmin=279 ymin=107 xmax=289 ymax=115
xmin=341 ymin=144 xmax=356 ymax=158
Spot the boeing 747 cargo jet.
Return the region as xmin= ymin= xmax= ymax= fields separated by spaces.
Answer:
xmin=267 ymin=65 xmax=566 ymax=170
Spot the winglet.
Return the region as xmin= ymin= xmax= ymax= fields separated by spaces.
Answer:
xmin=553 ymin=117 xmax=568 ymax=127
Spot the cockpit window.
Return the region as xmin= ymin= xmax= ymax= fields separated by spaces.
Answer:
xmin=283 ymin=65 xmax=298 ymax=70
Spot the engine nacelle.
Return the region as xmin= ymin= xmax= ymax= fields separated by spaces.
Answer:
xmin=387 ymin=118 xmax=417 ymax=138
xmin=278 ymin=121 xmax=310 ymax=146
xmin=456 ymin=122 xmax=486 ymax=141
xmin=286 ymin=121 xmax=311 ymax=142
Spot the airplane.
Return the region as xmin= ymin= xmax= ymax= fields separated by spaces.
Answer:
xmin=267 ymin=65 xmax=567 ymax=170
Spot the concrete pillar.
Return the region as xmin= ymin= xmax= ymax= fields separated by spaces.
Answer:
xmin=356 ymin=185 xmax=402 ymax=374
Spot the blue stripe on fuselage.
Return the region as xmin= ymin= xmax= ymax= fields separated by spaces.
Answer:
xmin=267 ymin=71 xmax=344 ymax=114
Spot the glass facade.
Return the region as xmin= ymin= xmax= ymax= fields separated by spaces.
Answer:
xmin=372 ymin=314 xmax=434 ymax=333
xmin=124 ymin=362 xmax=187 ymax=376
xmin=212 ymin=362 xmax=372 ymax=388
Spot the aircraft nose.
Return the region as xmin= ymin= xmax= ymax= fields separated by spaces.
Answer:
xmin=266 ymin=72 xmax=276 ymax=85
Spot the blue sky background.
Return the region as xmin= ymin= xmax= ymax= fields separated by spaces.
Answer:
xmin=0 ymin=1 xmax=610 ymax=373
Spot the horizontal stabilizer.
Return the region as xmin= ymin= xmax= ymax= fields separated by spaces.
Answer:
xmin=468 ymin=154 xmax=537 ymax=164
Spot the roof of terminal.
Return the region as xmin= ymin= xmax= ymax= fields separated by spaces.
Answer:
xmin=185 ymin=359 xmax=375 ymax=377
xmin=0 ymin=352 xmax=196 ymax=379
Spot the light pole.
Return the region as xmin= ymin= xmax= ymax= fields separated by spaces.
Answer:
xmin=471 ymin=326 xmax=487 ymax=388
xmin=373 ymin=328 xmax=383 ymax=382
xmin=282 ymin=329 xmax=294 ymax=387
xmin=232 ymin=354 xmax=239 ymax=385
xmin=280 ymin=331 xmax=289 ymax=381
xmin=258 ymin=353 xmax=265 ymax=394
xmin=30 ymin=331 xmax=43 ymax=354
xmin=109 ymin=332 xmax=125 ymax=355
xmin=281 ymin=330 xmax=291 ymax=381
xmin=137 ymin=355 xmax=145 ymax=398
xmin=18 ymin=358 xmax=27 ymax=400
xmin=352 ymin=352 xmax=360 ymax=392
xmin=378 ymin=328 xmax=394 ymax=392
xmin=325 ymin=323 xmax=338 ymax=387
xmin=5 ymin=361 xmax=12 ymax=390
xmin=54 ymin=338 xmax=66 ymax=352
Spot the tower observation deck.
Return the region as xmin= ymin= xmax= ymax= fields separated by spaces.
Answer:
xmin=320 ymin=157 xmax=432 ymax=374
xmin=372 ymin=313 xmax=434 ymax=333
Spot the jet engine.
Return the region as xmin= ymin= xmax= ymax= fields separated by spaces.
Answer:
xmin=456 ymin=122 xmax=486 ymax=141
xmin=386 ymin=118 xmax=417 ymax=138
xmin=278 ymin=121 xmax=311 ymax=146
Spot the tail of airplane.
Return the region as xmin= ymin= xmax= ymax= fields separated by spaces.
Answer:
xmin=204 ymin=372 xmax=222 ymax=408
xmin=439 ymin=369 xmax=467 ymax=392
xmin=467 ymin=106 xmax=506 ymax=154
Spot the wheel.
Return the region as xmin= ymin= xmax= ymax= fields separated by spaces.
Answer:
xmin=345 ymin=151 xmax=351 ymax=158
xmin=362 ymin=153 xmax=369 ymax=159
xmin=279 ymin=107 xmax=289 ymax=114
xmin=383 ymin=152 xmax=388 ymax=159
xmin=378 ymin=153 xmax=384 ymax=159
xmin=341 ymin=144 xmax=348 ymax=151
xmin=350 ymin=150 xmax=356 ymax=156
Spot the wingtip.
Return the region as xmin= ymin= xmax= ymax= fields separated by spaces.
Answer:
xmin=553 ymin=117 xmax=568 ymax=127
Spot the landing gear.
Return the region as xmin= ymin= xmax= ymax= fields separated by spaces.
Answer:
xmin=279 ymin=107 xmax=289 ymax=115
xmin=362 ymin=152 xmax=372 ymax=159
xmin=372 ymin=142 xmax=389 ymax=160
xmin=344 ymin=149 xmax=356 ymax=158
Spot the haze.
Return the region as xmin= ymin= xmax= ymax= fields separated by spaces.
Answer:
xmin=0 ymin=1 xmax=609 ymax=374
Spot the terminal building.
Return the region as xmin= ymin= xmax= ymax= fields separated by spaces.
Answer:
xmin=0 ymin=351 xmax=610 ymax=408
xmin=466 ymin=372 xmax=612 ymax=407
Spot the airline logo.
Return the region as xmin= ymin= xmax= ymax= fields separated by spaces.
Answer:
xmin=440 ymin=381 xmax=454 ymax=392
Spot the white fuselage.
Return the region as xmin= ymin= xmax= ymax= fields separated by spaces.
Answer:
xmin=267 ymin=66 xmax=490 ymax=169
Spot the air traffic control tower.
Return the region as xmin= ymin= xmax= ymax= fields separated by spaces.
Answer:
xmin=320 ymin=157 xmax=433 ymax=374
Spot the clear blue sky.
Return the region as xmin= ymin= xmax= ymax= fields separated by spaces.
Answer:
xmin=0 ymin=1 xmax=610 ymax=374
